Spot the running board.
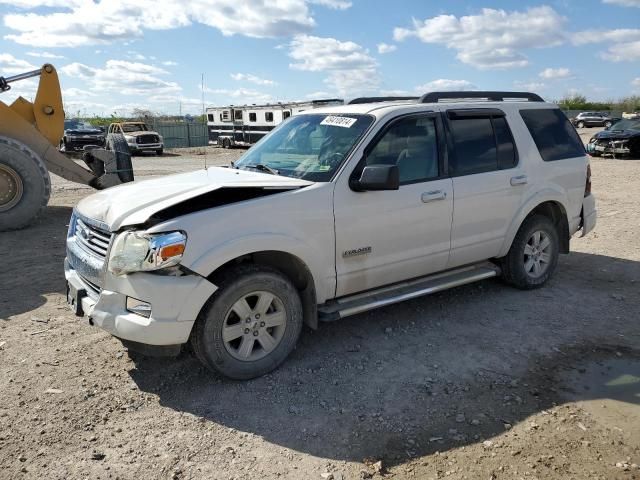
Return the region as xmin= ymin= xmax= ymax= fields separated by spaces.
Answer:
xmin=319 ymin=263 xmax=501 ymax=321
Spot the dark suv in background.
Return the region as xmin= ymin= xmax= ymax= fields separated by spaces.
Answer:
xmin=571 ymin=112 xmax=619 ymax=129
xmin=60 ymin=120 xmax=105 ymax=152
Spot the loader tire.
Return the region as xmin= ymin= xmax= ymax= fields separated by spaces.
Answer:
xmin=0 ymin=137 xmax=51 ymax=231
xmin=105 ymin=133 xmax=133 ymax=183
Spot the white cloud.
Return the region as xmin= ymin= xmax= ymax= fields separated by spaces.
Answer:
xmin=393 ymin=6 xmax=566 ymax=69
xmin=539 ymin=67 xmax=571 ymax=79
xmin=514 ymin=81 xmax=546 ymax=91
xmin=60 ymin=59 xmax=180 ymax=96
xmin=162 ymin=61 xmax=178 ymax=66
xmin=603 ymin=0 xmax=640 ymax=6
xmin=230 ymin=73 xmax=276 ymax=86
xmin=26 ymin=51 xmax=65 ymax=59
xmin=288 ymin=35 xmax=379 ymax=94
xmin=0 ymin=0 xmax=353 ymax=47
xmin=308 ymin=0 xmax=351 ymax=9
xmin=377 ymin=43 xmax=397 ymax=54
xmin=416 ymin=79 xmax=476 ymax=92
xmin=0 ymin=53 xmax=36 ymax=73
xmin=204 ymin=86 xmax=273 ymax=104
xmin=572 ymin=29 xmax=640 ymax=62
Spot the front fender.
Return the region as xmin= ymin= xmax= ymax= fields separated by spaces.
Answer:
xmin=497 ymin=188 xmax=569 ymax=258
xmin=185 ymin=233 xmax=334 ymax=304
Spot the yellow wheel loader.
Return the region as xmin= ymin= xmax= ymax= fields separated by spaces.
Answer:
xmin=0 ymin=64 xmax=134 ymax=231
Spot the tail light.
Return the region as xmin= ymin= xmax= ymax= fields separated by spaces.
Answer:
xmin=585 ymin=163 xmax=592 ymax=197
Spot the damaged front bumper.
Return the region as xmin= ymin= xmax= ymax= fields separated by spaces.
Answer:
xmin=64 ymin=258 xmax=217 ymax=356
xmin=588 ymin=138 xmax=630 ymax=155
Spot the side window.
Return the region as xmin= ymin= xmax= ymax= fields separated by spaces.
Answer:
xmin=207 ymin=114 xmax=213 ymax=122
xmin=283 ymin=111 xmax=291 ymax=120
xmin=449 ymin=117 xmax=496 ymax=175
xmin=249 ymin=112 xmax=257 ymax=122
xmin=265 ymin=111 xmax=274 ymax=122
xmin=448 ymin=113 xmax=518 ymax=175
xmin=520 ymin=109 xmax=585 ymax=161
xmin=366 ymin=116 xmax=439 ymax=184
xmin=234 ymin=110 xmax=243 ymax=121
xmin=221 ymin=111 xmax=230 ymax=122
xmin=494 ymin=117 xmax=517 ymax=169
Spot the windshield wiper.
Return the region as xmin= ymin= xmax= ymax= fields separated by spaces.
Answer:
xmin=245 ymin=163 xmax=280 ymax=175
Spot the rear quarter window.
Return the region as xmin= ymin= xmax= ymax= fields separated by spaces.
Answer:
xmin=520 ymin=109 xmax=585 ymax=161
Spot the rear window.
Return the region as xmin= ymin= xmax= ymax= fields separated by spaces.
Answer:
xmin=520 ymin=109 xmax=585 ymax=161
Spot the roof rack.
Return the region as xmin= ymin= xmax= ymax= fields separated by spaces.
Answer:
xmin=348 ymin=96 xmax=419 ymax=105
xmin=420 ymin=91 xmax=544 ymax=103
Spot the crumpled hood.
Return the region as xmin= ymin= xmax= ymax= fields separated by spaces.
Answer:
xmin=594 ymin=129 xmax=640 ymax=140
xmin=76 ymin=167 xmax=313 ymax=231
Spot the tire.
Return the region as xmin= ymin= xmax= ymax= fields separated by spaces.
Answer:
xmin=105 ymin=133 xmax=133 ymax=183
xmin=191 ymin=265 xmax=303 ymax=380
xmin=222 ymin=138 xmax=231 ymax=149
xmin=577 ymin=121 xmax=585 ymax=128
xmin=501 ymin=214 xmax=560 ymax=290
xmin=0 ymin=137 xmax=51 ymax=231
xmin=604 ymin=121 xmax=612 ymax=129
xmin=156 ymin=148 xmax=163 ymax=156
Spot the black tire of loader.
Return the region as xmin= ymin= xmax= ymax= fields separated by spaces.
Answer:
xmin=0 ymin=137 xmax=51 ymax=231
xmin=106 ymin=133 xmax=134 ymax=183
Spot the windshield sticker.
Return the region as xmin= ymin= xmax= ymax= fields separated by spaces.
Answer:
xmin=320 ymin=116 xmax=357 ymax=128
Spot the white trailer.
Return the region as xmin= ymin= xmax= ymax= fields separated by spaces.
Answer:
xmin=206 ymin=99 xmax=343 ymax=148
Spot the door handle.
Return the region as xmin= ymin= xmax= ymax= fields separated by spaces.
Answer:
xmin=421 ymin=190 xmax=446 ymax=203
xmin=510 ymin=175 xmax=528 ymax=186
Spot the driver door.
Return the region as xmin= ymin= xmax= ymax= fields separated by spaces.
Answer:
xmin=333 ymin=113 xmax=453 ymax=297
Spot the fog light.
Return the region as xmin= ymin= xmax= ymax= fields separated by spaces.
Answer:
xmin=126 ymin=297 xmax=151 ymax=318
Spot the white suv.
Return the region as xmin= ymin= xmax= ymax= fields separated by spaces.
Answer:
xmin=65 ymin=91 xmax=597 ymax=379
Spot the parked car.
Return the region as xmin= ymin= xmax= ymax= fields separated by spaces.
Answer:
xmin=571 ymin=112 xmax=619 ymax=129
xmin=107 ymin=122 xmax=164 ymax=155
xmin=65 ymin=91 xmax=596 ymax=379
xmin=587 ymin=119 xmax=640 ymax=158
xmin=60 ymin=119 xmax=105 ymax=152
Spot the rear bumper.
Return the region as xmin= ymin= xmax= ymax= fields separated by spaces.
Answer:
xmin=64 ymin=258 xmax=217 ymax=349
xmin=580 ymin=194 xmax=597 ymax=237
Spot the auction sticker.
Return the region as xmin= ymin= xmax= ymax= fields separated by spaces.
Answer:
xmin=320 ymin=116 xmax=357 ymax=128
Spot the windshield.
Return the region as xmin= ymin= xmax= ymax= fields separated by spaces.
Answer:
xmin=65 ymin=120 xmax=95 ymax=130
xmin=610 ymin=119 xmax=640 ymax=131
xmin=234 ymin=113 xmax=374 ymax=181
xmin=122 ymin=123 xmax=149 ymax=132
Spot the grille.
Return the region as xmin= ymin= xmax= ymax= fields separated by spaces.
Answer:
xmin=74 ymin=218 xmax=112 ymax=260
xmin=136 ymin=134 xmax=159 ymax=144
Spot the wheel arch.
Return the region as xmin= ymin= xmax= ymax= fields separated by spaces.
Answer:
xmin=200 ymin=249 xmax=320 ymax=330
xmin=499 ymin=192 xmax=571 ymax=257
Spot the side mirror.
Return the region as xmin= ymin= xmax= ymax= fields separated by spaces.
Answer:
xmin=354 ymin=164 xmax=400 ymax=191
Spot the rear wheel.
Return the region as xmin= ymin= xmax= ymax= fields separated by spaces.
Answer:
xmin=222 ymin=138 xmax=231 ymax=149
xmin=191 ymin=265 xmax=303 ymax=380
xmin=0 ymin=138 xmax=50 ymax=231
xmin=501 ymin=214 xmax=559 ymax=290
xmin=577 ymin=121 xmax=585 ymax=128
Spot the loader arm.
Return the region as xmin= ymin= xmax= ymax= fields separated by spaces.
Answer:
xmin=0 ymin=64 xmax=133 ymax=231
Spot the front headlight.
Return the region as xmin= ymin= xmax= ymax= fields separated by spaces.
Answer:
xmin=124 ymin=135 xmax=135 ymax=143
xmin=108 ymin=231 xmax=187 ymax=276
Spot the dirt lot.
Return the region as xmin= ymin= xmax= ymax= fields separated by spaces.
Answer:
xmin=1 ymin=135 xmax=639 ymax=480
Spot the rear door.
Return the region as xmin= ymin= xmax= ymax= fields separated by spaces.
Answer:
xmin=334 ymin=113 xmax=453 ymax=296
xmin=445 ymin=108 xmax=526 ymax=268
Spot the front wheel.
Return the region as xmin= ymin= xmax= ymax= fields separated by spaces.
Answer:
xmin=191 ymin=265 xmax=303 ymax=380
xmin=501 ymin=214 xmax=560 ymax=290
xmin=577 ymin=121 xmax=585 ymax=128
xmin=156 ymin=148 xmax=163 ymax=156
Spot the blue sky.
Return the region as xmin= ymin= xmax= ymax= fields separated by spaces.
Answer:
xmin=0 ymin=0 xmax=638 ymax=116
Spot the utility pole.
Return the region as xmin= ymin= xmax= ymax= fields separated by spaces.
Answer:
xmin=201 ymin=73 xmax=205 ymax=122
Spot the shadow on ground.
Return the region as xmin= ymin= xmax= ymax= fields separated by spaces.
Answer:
xmin=0 ymin=205 xmax=71 ymax=319
xmin=128 ymin=251 xmax=640 ymax=467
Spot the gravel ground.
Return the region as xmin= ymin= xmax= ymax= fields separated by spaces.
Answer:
xmin=0 ymin=136 xmax=639 ymax=480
